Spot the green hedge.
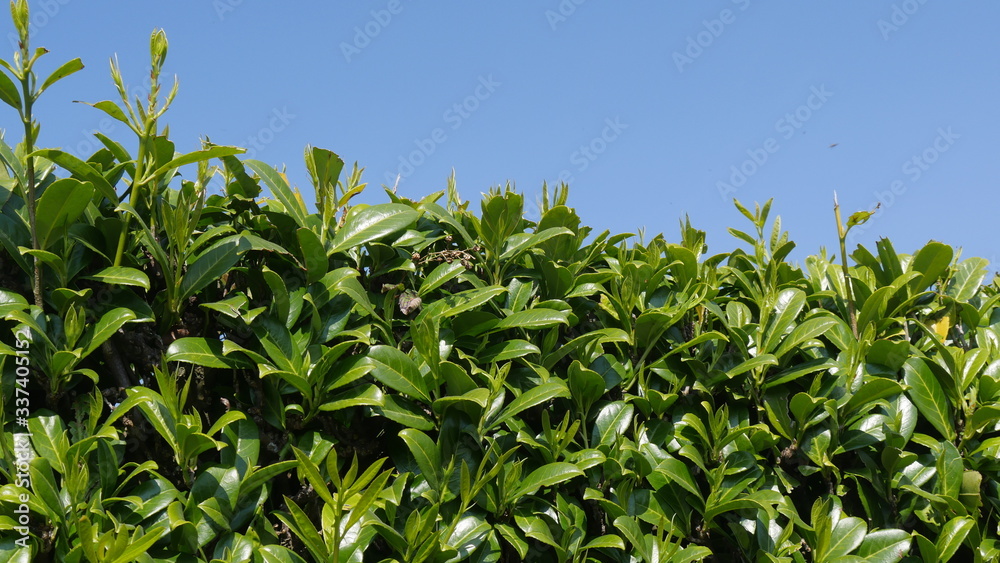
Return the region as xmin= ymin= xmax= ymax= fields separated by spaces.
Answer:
xmin=2 ymin=4 xmax=1000 ymax=562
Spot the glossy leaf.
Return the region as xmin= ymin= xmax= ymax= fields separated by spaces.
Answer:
xmin=245 ymin=159 xmax=309 ymax=227
xmin=328 ymin=203 xmax=419 ymax=256
xmin=366 ymin=345 xmax=431 ymax=403
xmin=82 ymin=266 xmax=150 ymax=289
xmin=34 ymin=178 xmax=95 ymax=249
xmin=179 ymin=235 xmax=251 ymax=302
xmin=166 ymin=337 xmax=252 ymax=369
xmin=489 ymin=381 xmax=569 ymax=431
xmin=903 ymin=357 xmax=955 ymax=441
xmin=511 ymin=462 xmax=584 ymax=499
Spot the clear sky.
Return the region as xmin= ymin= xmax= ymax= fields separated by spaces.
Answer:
xmin=2 ymin=1 xmax=998 ymax=266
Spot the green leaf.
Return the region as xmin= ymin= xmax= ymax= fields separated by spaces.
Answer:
xmin=581 ymin=534 xmax=626 ymax=551
xmin=240 ymin=460 xmax=298 ymax=500
xmin=318 ymin=384 xmax=383 ymax=412
xmin=38 ymin=58 xmax=84 ymax=95
xmin=494 ymin=308 xmax=569 ymax=330
xmin=567 ymin=361 xmax=605 ymax=412
xmin=376 ymin=395 xmax=435 ymax=430
xmin=511 ymin=462 xmax=584 ymax=500
xmin=27 ymin=414 xmax=69 ymax=475
xmin=296 ymin=227 xmax=327 ymax=284
xmin=29 ymin=149 xmax=119 ymax=203
xmin=908 ymin=241 xmax=953 ymax=293
xmin=258 ymin=545 xmax=310 ymax=563
xmin=0 ymin=134 xmax=26 ymax=188
xmin=399 ymin=429 xmax=441 ymax=491
xmin=221 ymin=417 xmax=259 ymax=473
xmin=761 ymin=288 xmax=805 ymax=354
xmin=903 ymin=357 xmax=955 ymax=441
xmin=499 ymin=226 xmax=572 ymax=261
xmin=772 ymin=315 xmax=838 ymax=361
xmin=34 ymin=178 xmax=95 ymax=249
xmin=867 ymin=340 xmax=910 ymax=371
xmin=847 ymin=209 xmax=876 ymax=229
xmin=591 ymin=401 xmax=633 ymax=448
xmin=245 ymin=159 xmax=309 ymax=226
xmin=82 ymin=100 xmax=132 ymax=128
xmin=496 ymin=524 xmax=529 ymax=559
xmin=826 ymin=516 xmax=868 ymax=559
xmin=945 ymin=257 xmax=989 ymax=301
xmin=913 ymin=533 xmax=937 ymax=563
xmin=0 ymin=289 xmax=28 ymax=318
xmin=843 ymin=377 xmax=904 ymax=418
xmin=109 ymin=527 xmax=168 ymax=563
xmin=959 ymin=470 xmax=982 ymax=513
xmin=763 ymin=357 xmax=837 ymax=389
xmin=418 ymin=261 xmax=465 ymax=297
xmin=425 ymin=286 xmax=506 ymax=318
xmin=613 ymin=517 xmax=652 ymax=562
xmin=179 ymin=235 xmax=250 ymax=302
xmin=651 ymin=457 xmax=702 ymax=499
xmin=343 ymin=467 xmax=392 ymax=534
xmin=82 ymin=308 xmax=139 ymax=357
xmin=98 ymin=391 xmax=156 ymax=433
xmin=304 ymin=146 xmax=344 ymax=199
xmin=704 ymin=491 xmax=779 ymax=525
xmin=726 ymin=354 xmax=778 ymax=379
xmin=858 ymin=286 xmax=893 ymax=331
xmin=489 ymin=381 xmax=570 ymax=431
xmin=935 ymin=516 xmax=974 ymax=562
xmin=444 ymin=515 xmax=491 ymax=558
xmin=366 ymin=345 xmax=431 ymax=403
xmin=478 ymin=190 xmax=524 ymax=255
xmin=480 ymin=339 xmax=539 ymax=363
xmin=276 ymin=497 xmax=329 ymax=561
xmin=145 ymin=145 xmax=244 ymax=181
xmin=290 ymin=447 xmax=336 ymax=508
xmin=82 ymin=266 xmax=150 ymax=289
xmin=856 ymin=529 xmax=911 ymax=563
xmin=936 ymin=440 xmax=963 ymax=502
xmin=166 ymin=337 xmax=252 ymax=369
xmin=29 ymin=459 xmax=64 ymax=521
xmin=206 ymin=410 xmax=246 ymax=439
xmin=329 ymin=203 xmax=419 ymax=256
xmin=0 ymin=70 xmax=21 ymax=109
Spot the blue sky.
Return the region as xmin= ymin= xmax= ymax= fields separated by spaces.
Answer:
xmin=2 ymin=1 xmax=998 ymax=266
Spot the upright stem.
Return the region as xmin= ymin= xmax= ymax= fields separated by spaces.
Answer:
xmin=20 ymin=51 xmax=41 ymax=308
xmin=113 ymin=61 xmax=160 ymax=267
xmin=833 ymin=193 xmax=858 ymax=338
xmin=113 ymin=137 xmax=149 ymax=267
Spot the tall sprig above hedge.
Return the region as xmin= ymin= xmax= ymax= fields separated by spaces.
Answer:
xmin=0 ymin=0 xmax=83 ymax=308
